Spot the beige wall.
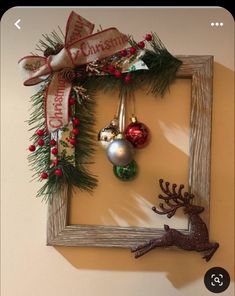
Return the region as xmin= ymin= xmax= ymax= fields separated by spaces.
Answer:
xmin=1 ymin=7 xmax=234 ymax=296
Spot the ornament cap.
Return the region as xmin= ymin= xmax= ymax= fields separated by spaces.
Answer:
xmin=110 ymin=117 xmax=119 ymax=127
xmin=131 ymin=116 xmax=137 ymax=123
xmin=115 ymin=133 xmax=124 ymax=139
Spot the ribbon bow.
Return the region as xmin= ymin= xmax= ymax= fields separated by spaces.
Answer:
xmin=19 ymin=11 xmax=128 ymax=132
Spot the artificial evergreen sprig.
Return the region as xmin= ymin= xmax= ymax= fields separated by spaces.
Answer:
xmin=27 ymin=34 xmax=98 ymax=202
xmin=83 ymin=32 xmax=182 ymax=98
xmin=27 ymin=84 xmax=98 ymax=202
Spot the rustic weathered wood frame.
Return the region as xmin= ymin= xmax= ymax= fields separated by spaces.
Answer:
xmin=47 ymin=55 xmax=213 ymax=248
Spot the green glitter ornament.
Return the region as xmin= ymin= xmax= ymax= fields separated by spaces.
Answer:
xmin=113 ymin=160 xmax=138 ymax=181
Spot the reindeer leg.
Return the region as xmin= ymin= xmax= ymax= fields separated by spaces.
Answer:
xmin=133 ymin=240 xmax=158 ymax=258
xmin=131 ymin=240 xmax=152 ymax=253
xmin=202 ymin=242 xmax=219 ymax=262
xmin=131 ymin=225 xmax=170 ymax=253
xmin=132 ymin=225 xmax=175 ymax=258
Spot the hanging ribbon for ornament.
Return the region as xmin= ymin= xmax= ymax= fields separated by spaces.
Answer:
xmin=106 ymin=95 xmax=135 ymax=166
xmin=19 ymin=11 xmax=129 ymax=133
xmin=97 ymin=95 xmax=123 ymax=149
xmin=109 ymin=95 xmax=138 ymax=181
xmin=106 ymin=95 xmax=138 ymax=183
xmin=125 ymin=95 xmax=150 ymax=148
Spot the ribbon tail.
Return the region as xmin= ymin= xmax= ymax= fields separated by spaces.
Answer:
xmin=65 ymin=11 xmax=95 ymax=45
xmin=45 ymin=72 xmax=72 ymax=133
xmin=18 ymin=56 xmax=51 ymax=86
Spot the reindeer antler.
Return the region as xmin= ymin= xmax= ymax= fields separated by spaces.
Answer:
xmin=152 ymin=179 xmax=194 ymax=218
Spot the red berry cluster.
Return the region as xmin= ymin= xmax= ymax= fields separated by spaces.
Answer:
xmin=48 ymin=114 xmax=80 ymax=177
xmin=50 ymin=143 xmax=65 ymax=177
xmin=28 ymin=129 xmax=62 ymax=179
xmin=65 ymin=116 xmax=80 ymax=146
xmin=103 ymin=33 xmax=153 ymax=84
xmin=28 ymin=129 xmax=47 ymax=152
xmin=67 ymin=92 xmax=81 ymax=145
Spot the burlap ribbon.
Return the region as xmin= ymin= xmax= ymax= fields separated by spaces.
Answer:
xmin=19 ymin=11 xmax=128 ymax=132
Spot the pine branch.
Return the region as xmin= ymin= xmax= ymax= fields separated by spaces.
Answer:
xmin=73 ymin=88 xmax=97 ymax=164
xmin=38 ymin=158 xmax=97 ymax=202
xmin=83 ymin=33 xmax=181 ymax=98
xmin=27 ymin=79 xmax=97 ymax=201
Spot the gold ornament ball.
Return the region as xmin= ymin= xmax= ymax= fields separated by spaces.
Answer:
xmin=98 ymin=119 xmax=119 ymax=149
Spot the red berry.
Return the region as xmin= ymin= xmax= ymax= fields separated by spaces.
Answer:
xmin=51 ymin=147 xmax=58 ymax=155
xmin=72 ymin=128 xmax=79 ymax=135
xmin=69 ymin=98 xmax=76 ymax=105
xmin=138 ymin=41 xmax=145 ymax=49
xmin=52 ymin=158 xmax=59 ymax=166
xmin=108 ymin=64 xmax=116 ymax=73
xmin=72 ymin=117 xmax=80 ymax=126
xmin=36 ymin=129 xmax=44 ymax=136
xmin=124 ymin=74 xmax=132 ymax=84
xmin=114 ymin=70 xmax=122 ymax=78
xmin=145 ymin=33 xmax=152 ymax=41
xmin=69 ymin=138 xmax=76 ymax=145
xmin=49 ymin=139 xmax=57 ymax=146
xmin=40 ymin=172 xmax=48 ymax=179
xmin=129 ymin=47 xmax=137 ymax=55
xmin=55 ymin=168 xmax=62 ymax=177
xmin=120 ymin=49 xmax=128 ymax=57
xmin=37 ymin=139 xmax=45 ymax=146
xmin=29 ymin=144 xmax=36 ymax=152
xmin=102 ymin=64 xmax=108 ymax=72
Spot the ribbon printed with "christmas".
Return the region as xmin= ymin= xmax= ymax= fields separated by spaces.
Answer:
xmin=19 ymin=11 xmax=128 ymax=132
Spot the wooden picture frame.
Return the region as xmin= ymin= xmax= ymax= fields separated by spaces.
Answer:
xmin=47 ymin=55 xmax=213 ymax=248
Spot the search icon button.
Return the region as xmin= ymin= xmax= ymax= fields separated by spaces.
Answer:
xmin=204 ymin=267 xmax=230 ymax=293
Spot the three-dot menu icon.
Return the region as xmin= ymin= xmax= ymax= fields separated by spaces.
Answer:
xmin=211 ymin=22 xmax=224 ymax=27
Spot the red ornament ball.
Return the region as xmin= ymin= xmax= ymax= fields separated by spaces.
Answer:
xmin=36 ymin=129 xmax=44 ymax=136
xmin=29 ymin=144 xmax=36 ymax=152
xmin=55 ymin=168 xmax=62 ymax=177
xmin=114 ymin=70 xmax=122 ymax=78
xmin=69 ymin=98 xmax=76 ymax=105
xmin=145 ymin=33 xmax=152 ymax=41
xmin=51 ymin=147 xmax=58 ymax=155
xmin=124 ymin=74 xmax=132 ymax=84
xmin=49 ymin=139 xmax=57 ymax=146
xmin=72 ymin=117 xmax=80 ymax=126
xmin=138 ymin=41 xmax=145 ymax=49
xmin=37 ymin=139 xmax=45 ymax=146
xmin=72 ymin=128 xmax=79 ymax=135
xmin=69 ymin=138 xmax=76 ymax=145
xmin=129 ymin=47 xmax=137 ymax=55
xmin=40 ymin=172 xmax=48 ymax=179
xmin=124 ymin=120 xmax=149 ymax=148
